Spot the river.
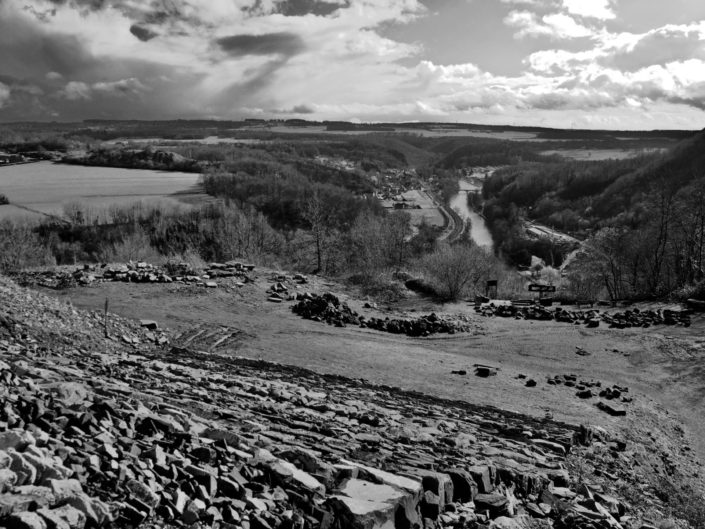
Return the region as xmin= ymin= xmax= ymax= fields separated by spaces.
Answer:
xmin=449 ymin=180 xmax=494 ymax=249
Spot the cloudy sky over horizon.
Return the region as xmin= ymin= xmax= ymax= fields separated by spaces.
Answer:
xmin=1 ymin=0 xmax=705 ymax=129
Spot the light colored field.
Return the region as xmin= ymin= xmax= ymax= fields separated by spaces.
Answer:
xmin=540 ymin=148 xmax=654 ymax=160
xmin=0 ymin=161 xmax=205 ymax=219
xmin=382 ymin=189 xmax=445 ymax=227
xmin=264 ymin=125 xmax=539 ymax=140
xmin=0 ymin=204 xmax=48 ymax=221
xmin=104 ymin=137 xmax=265 ymax=145
xmin=406 ymin=207 xmax=445 ymax=227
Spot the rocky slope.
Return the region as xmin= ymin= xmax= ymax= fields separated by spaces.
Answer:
xmin=0 ymin=275 xmax=694 ymax=529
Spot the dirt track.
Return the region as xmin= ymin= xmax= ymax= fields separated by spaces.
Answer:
xmin=49 ymin=274 xmax=705 ymax=485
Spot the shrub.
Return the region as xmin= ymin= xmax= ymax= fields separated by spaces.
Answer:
xmin=0 ymin=194 xmax=9 ymax=205
xmin=0 ymin=221 xmax=55 ymax=272
xmin=419 ymin=242 xmax=494 ymax=301
xmin=405 ymin=277 xmax=438 ymax=297
xmin=347 ymin=272 xmax=407 ymax=302
xmin=673 ymin=280 xmax=705 ymax=301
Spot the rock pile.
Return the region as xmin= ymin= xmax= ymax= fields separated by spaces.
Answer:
xmin=292 ymin=293 xmax=472 ymax=336
xmin=12 ymin=261 xmax=256 ymax=290
xmin=547 ymin=375 xmax=633 ymax=415
xmin=477 ymin=303 xmax=691 ymax=329
xmin=0 ymin=275 xmax=691 ymax=529
xmin=266 ymin=273 xmax=308 ymax=303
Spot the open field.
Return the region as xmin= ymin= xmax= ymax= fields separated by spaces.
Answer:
xmin=104 ymin=136 xmax=266 ymax=145
xmin=381 ymin=189 xmax=446 ymax=227
xmin=0 ymin=161 xmax=206 ymax=219
xmin=539 ymin=148 xmax=666 ymax=160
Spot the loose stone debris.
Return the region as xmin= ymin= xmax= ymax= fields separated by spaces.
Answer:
xmin=0 ymin=275 xmax=691 ymax=529
xmin=292 ymin=293 xmax=473 ymax=337
xmin=11 ymin=261 xmax=256 ymax=290
xmin=476 ymin=303 xmax=691 ymax=329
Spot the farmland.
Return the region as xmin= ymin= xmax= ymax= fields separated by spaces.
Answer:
xmin=0 ymin=161 xmax=205 ymax=219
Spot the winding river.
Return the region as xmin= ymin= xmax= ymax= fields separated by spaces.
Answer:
xmin=449 ymin=180 xmax=494 ymax=249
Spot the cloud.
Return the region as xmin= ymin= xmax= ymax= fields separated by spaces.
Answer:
xmin=93 ymin=77 xmax=148 ymax=96
xmin=504 ymin=10 xmax=594 ymax=39
xmin=499 ymin=0 xmax=547 ymax=5
xmin=58 ymin=77 xmax=148 ymax=101
xmin=606 ymin=23 xmax=705 ymax=72
xmin=273 ymin=0 xmax=349 ymax=17
xmin=0 ymin=83 xmax=10 ymax=108
xmin=129 ymin=24 xmax=158 ymax=42
xmin=1 ymin=0 xmax=705 ymax=128
xmin=216 ymin=32 xmax=305 ymax=57
xmin=562 ymin=0 xmax=615 ymax=20
xmin=60 ymin=81 xmax=91 ymax=100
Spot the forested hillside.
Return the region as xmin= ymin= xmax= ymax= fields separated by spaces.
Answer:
xmin=482 ymin=129 xmax=705 ymax=299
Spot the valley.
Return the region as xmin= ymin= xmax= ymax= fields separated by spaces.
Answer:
xmin=1 ymin=119 xmax=705 ymax=529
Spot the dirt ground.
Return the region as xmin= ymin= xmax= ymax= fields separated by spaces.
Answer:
xmin=47 ymin=272 xmax=705 ymax=488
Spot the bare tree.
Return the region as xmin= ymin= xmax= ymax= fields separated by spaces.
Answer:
xmin=421 ymin=242 xmax=493 ymax=301
xmin=302 ymin=191 xmax=332 ymax=273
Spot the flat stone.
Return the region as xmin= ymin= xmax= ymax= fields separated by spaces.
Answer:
xmin=596 ymin=401 xmax=627 ymax=416
xmin=126 ymin=479 xmax=159 ymax=509
xmin=39 ymin=504 xmax=86 ymax=529
xmin=339 ymin=459 xmax=422 ymax=494
xmin=327 ymin=479 xmax=413 ymax=529
xmin=48 ymin=479 xmax=83 ymax=502
xmin=474 ymin=493 xmax=509 ymax=518
xmin=6 ymin=511 xmax=48 ymax=529
xmin=0 ymin=430 xmax=35 ymax=451
xmin=0 ymin=468 xmax=17 ymax=492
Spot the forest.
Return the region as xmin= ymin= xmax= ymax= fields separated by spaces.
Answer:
xmin=481 ymin=129 xmax=705 ymax=300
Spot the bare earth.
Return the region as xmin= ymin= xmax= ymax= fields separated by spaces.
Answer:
xmin=48 ymin=272 xmax=705 ymax=486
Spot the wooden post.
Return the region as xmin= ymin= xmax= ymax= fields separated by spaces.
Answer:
xmin=104 ymin=298 xmax=109 ymax=338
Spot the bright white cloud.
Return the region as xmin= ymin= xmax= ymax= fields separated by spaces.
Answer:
xmin=60 ymin=81 xmax=91 ymax=101
xmin=0 ymin=83 xmax=10 ymax=108
xmin=505 ymin=10 xmax=595 ymax=39
xmin=59 ymin=78 xmax=148 ymax=100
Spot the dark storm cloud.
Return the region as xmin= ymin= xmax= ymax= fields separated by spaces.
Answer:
xmin=212 ymin=33 xmax=306 ymax=107
xmin=275 ymin=0 xmax=349 ymax=17
xmin=0 ymin=15 xmax=94 ymax=79
xmin=0 ymin=5 xmax=205 ymax=121
xmin=44 ymin=0 xmax=109 ymax=13
xmin=130 ymin=24 xmax=159 ymax=42
xmin=216 ymin=32 xmax=305 ymax=58
xmin=291 ymin=104 xmax=314 ymax=113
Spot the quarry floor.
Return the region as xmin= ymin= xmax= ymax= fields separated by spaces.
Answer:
xmin=46 ymin=273 xmax=705 ymax=488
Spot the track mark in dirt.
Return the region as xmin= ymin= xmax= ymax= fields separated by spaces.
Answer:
xmin=172 ymin=324 xmax=251 ymax=352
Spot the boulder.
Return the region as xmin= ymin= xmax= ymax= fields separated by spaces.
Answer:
xmin=447 ymin=469 xmax=477 ymax=502
xmin=327 ymin=478 xmax=419 ymax=529
xmin=38 ymin=505 xmax=87 ymax=529
xmin=5 ymin=511 xmax=48 ymax=529
xmin=474 ymin=493 xmax=510 ymax=518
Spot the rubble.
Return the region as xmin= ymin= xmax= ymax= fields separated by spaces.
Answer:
xmin=0 ymin=275 xmax=688 ymax=529
xmin=476 ymin=303 xmax=691 ymax=329
xmin=292 ymin=293 xmax=473 ymax=337
xmin=11 ymin=261 xmax=256 ymax=290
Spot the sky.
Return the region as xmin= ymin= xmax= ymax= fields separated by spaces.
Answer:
xmin=1 ymin=0 xmax=705 ymax=129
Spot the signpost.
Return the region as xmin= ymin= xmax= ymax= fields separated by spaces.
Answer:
xmin=528 ymin=283 xmax=556 ymax=304
xmin=528 ymin=284 xmax=556 ymax=293
xmin=485 ymin=279 xmax=498 ymax=299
